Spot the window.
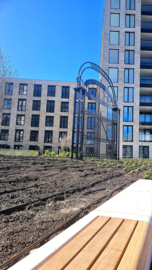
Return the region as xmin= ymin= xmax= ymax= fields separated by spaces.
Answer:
xmin=33 ymin=84 xmax=42 ymax=97
xmin=14 ymin=145 xmax=22 ymax=150
xmin=44 ymin=146 xmax=52 ymax=153
xmin=124 ymin=87 xmax=133 ymax=102
xmin=123 ymin=145 xmax=133 ymax=158
xmin=108 ymin=86 xmax=118 ymax=102
xmin=126 ymin=14 xmax=135 ymax=27
xmin=59 ymin=132 xmax=67 ymax=142
xmin=88 ymin=88 xmax=96 ymax=100
xmin=86 ymin=147 xmax=94 ymax=155
xmin=61 ymin=102 xmax=69 ymax=112
xmin=87 ymin=132 xmax=95 ymax=144
xmin=123 ymin=106 xmax=133 ymax=121
xmin=3 ymin=99 xmax=12 ymax=109
xmin=74 ymin=117 xmax=82 ymax=129
xmin=16 ymin=115 xmax=25 ymax=125
xmin=31 ymin=115 xmax=40 ymax=127
xmin=60 ymin=116 xmax=68 ymax=128
xmin=44 ymin=131 xmax=53 ymax=143
xmin=47 ymin=85 xmax=55 ymax=97
xmin=139 ymin=146 xmax=149 ymax=159
xmin=126 ymin=0 xmax=135 ymax=10
xmin=123 ymin=126 xmax=133 ymax=141
xmin=87 ymin=117 xmax=95 ymax=129
xmin=5 ymin=83 xmax=13 ymax=95
xmin=15 ymin=130 xmax=24 ymax=142
xmin=46 ymin=101 xmax=55 ymax=112
xmin=125 ymin=51 xmax=134 ymax=64
xmin=124 ymin=69 xmax=134 ymax=83
xmin=125 ymin=32 xmax=135 ymax=46
xmin=1 ymin=114 xmax=10 ymax=126
xmin=75 ymin=102 xmax=83 ymax=114
xmin=45 ymin=116 xmax=54 ymax=127
xmin=0 ymin=130 xmax=9 ymax=140
xmin=107 ymin=125 xmax=112 ymax=140
xmin=110 ymin=14 xmax=120 ymax=27
xmin=32 ymin=100 xmax=41 ymax=111
xmin=30 ymin=131 xmax=38 ymax=141
xmin=110 ymin=31 xmax=119 ymax=45
xmin=109 ymin=68 xmax=118 ymax=83
xmin=19 ymin=84 xmax=27 ymax=95
xmin=107 ymin=108 xmax=113 ymax=120
xmin=61 ymin=86 xmax=69 ymax=99
xmin=111 ymin=0 xmax=120 ymax=9
xmin=109 ymin=49 xmax=119 ymax=64
xmin=29 ymin=145 xmax=39 ymax=151
xmin=74 ymin=132 xmax=81 ymax=144
xmin=18 ymin=99 xmax=26 ymax=111
xmin=88 ymin=103 xmax=96 ymax=113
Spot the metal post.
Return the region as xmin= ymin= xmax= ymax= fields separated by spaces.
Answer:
xmin=81 ymin=89 xmax=86 ymax=160
xmin=71 ymin=89 xmax=76 ymax=159
xmin=76 ymin=88 xmax=81 ymax=159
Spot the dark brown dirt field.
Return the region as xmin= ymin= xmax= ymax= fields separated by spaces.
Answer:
xmin=0 ymin=156 xmax=151 ymax=269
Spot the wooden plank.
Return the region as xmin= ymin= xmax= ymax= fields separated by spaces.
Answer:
xmin=91 ymin=219 xmax=138 ymax=270
xmin=37 ymin=216 xmax=110 ymax=270
xmin=65 ymin=217 xmax=124 ymax=270
xmin=117 ymin=221 xmax=152 ymax=270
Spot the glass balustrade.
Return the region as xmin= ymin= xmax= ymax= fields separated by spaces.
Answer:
xmin=141 ymin=5 xmax=152 ymax=15
xmin=141 ymin=40 xmax=152 ymax=50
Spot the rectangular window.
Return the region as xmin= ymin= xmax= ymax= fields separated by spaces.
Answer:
xmin=14 ymin=145 xmax=22 ymax=150
xmin=46 ymin=101 xmax=55 ymax=113
xmin=16 ymin=115 xmax=25 ymax=125
xmin=87 ymin=117 xmax=95 ymax=129
xmin=124 ymin=69 xmax=134 ymax=83
xmin=29 ymin=145 xmax=39 ymax=151
xmin=123 ymin=106 xmax=133 ymax=121
xmin=123 ymin=126 xmax=133 ymax=141
xmin=1 ymin=114 xmax=10 ymax=126
xmin=61 ymin=86 xmax=69 ymax=99
xmin=109 ymin=49 xmax=119 ymax=64
xmin=110 ymin=31 xmax=119 ymax=45
xmin=88 ymin=103 xmax=96 ymax=113
xmin=32 ymin=100 xmax=41 ymax=111
xmin=15 ymin=130 xmax=24 ymax=142
xmin=30 ymin=131 xmax=38 ymax=141
xmin=33 ymin=84 xmax=42 ymax=97
xmin=47 ymin=85 xmax=56 ymax=97
xmin=126 ymin=14 xmax=135 ymax=27
xmin=125 ymin=51 xmax=134 ymax=64
xmin=110 ymin=13 xmax=120 ymax=27
xmin=87 ymin=132 xmax=95 ymax=144
xmin=44 ymin=146 xmax=52 ymax=153
xmin=109 ymin=68 xmax=118 ymax=83
xmin=74 ymin=117 xmax=82 ymax=129
xmin=107 ymin=125 xmax=112 ymax=140
xmin=111 ymin=0 xmax=120 ymax=9
xmin=61 ymin=102 xmax=69 ymax=112
xmin=75 ymin=102 xmax=83 ymax=114
xmin=0 ymin=130 xmax=9 ymax=140
xmin=18 ymin=99 xmax=26 ymax=111
xmin=3 ymin=99 xmax=12 ymax=109
xmin=59 ymin=132 xmax=67 ymax=142
xmin=123 ymin=145 xmax=133 ymax=158
xmin=31 ymin=115 xmax=40 ymax=127
xmin=124 ymin=87 xmax=133 ymax=102
xmin=45 ymin=116 xmax=54 ymax=127
xmin=125 ymin=32 xmax=135 ymax=46
xmin=74 ymin=132 xmax=81 ymax=144
xmin=86 ymin=147 xmax=94 ymax=155
xmin=5 ymin=83 xmax=13 ymax=95
xmin=19 ymin=84 xmax=27 ymax=95
xmin=126 ymin=0 xmax=135 ymax=10
xmin=108 ymin=86 xmax=118 ymax=102
xmin=107 ymin=108 xmax=113 ymax=120
xmin=88 ymin=88 xmax=96 ymax=100
xmin=139 ymin=146 xmax=149 ymax=159
xmin=44 ymin=131 xmax=53 ymax=143
xmin=60 ymin=116 xmax=68 ymax=128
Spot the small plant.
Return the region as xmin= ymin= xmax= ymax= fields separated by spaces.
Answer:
xmin=123 ymin=166 xmax=129 ymax=171
xmin=129 ymin=170 xmax=135 ymax=175
xmin=117 ymin=164 xmax=121 ymax=168
xmin=29 ymin=150 xmax=34 ymax=156
xmin=65 ymin=152 xmax=71 ymax=157
xmin=143 ymin=172 xmax=150 ymax=179
xmin=140 ymin=165 xmax=146 ymax=170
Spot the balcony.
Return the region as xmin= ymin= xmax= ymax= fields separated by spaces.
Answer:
xmin=140 ymin=58 xmax=152 ymax=69
xmin=141 ymin=40 xmax=152 ymax=51
xmin=141 ymin=22 xmax=152 ymax=33
xmin=140 ymin=95 xmax=152 ymax=106
xmin=141 ymin=5 xmax=152 ymax=16
xmin=139 ymin=133 xmax=152 ymax=142
xmin=140 ymin=113 xmax=152 ymax=125
xmin=140 ymin=77 xmax=152 ymax=87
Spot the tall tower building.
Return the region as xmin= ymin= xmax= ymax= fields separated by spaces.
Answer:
xmin=101 ymin=0 xmax=152 ymax=158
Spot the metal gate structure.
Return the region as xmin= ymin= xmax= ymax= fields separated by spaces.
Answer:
xmin=71 ymin=62 xmax=120 ymax=160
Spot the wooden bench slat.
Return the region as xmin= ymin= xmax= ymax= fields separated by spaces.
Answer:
xmin=117 ymin=221 xmax=152 ymax=270
xmin=65 ymin=218 xmax=123 ymax=270
xmin=90 ymin=219 xmax=138 ymax=270
xmin=37 ymin=216 xmax=110 ymax=270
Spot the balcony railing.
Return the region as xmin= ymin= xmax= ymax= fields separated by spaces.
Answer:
xmin=141 ymin=5 xmax=152 ymax=16
xmin=140 ymin=77 xmax=152 ymax=87
xmin=140 ymin=59 xmax=152 ymax=69
xmin=141 ymin=23 xmax=152 ymax=33
xmin=139 ymin=134 xmax=152 ymax=142
xmin=141 ymin=40 xmax=152 ymax=51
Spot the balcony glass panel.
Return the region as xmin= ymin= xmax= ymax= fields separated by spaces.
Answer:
xmin=141 ymin=6 xmax=152 ymax=15
xmin=140 ymin=77 xmax=152 ymax=86
xmin=141 ymin=40 xmax=152 ymax=50
xmin=140 ymin=96 xmax=152 ymax=103
xmin=140 ymin=114 xmax=152 ymax=123
xmin=139 ymin=131 xmax=152 ymax=142
xmin=140 ymin=58 xmax=152 ymax=68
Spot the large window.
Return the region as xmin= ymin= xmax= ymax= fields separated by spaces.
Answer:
xmin=3 ymin=99 xmax=12 ymax=109
xmin=0 ymin=130 xmax=9 ymax=140
xmin=88 ymin=88 xmax=96 ymax=100
xmin=74 ymin=132 xmax=81 ymax=144
xmin=32 ymin=100 xmax=41 ymax=111
xmin=110 ymin=13 xmax=120 ymax=27
xmin=45 ymin=116 xmax=54 ymax=127
xmin=60 ymin=116 xmax=68 ymax=128
xmin=124 ymin=87 xmax=133 ymax=102
xmin=44 ymin=146 xmax=52 ymax=153
xmin=123 ymin=126 xmax=133 ymax=141
xmin=124 ymin=69 xmax=134 ymax=83
xmin=126 ymin=14 xmax=135 ymax=27
xmin=59 ymin=132 xmax=67 ymax=142
xmin=86 ymin=147 xmax=94 ymax=155
xmin=75 ymin=102 xmax=83 ymax=114
xmin=108 ymin=86 xmax=118 ymax=102
xmin=15 ymin=130 xmax=24 ymax=142
xmin=87 ymin=132 xmax=95 ymax=144
xmin=110 ymin=31 xmax=119 ymax=45
xmin=30 ymin=131 xmax=38 ymax=141
xmin=44 ymin=131 xmax=53 ymax=143
xmin=109 ymin=68 xmax=118 ymax=83
xmin=111 ymin=0 xmax=120 ymax=9
xmin=88 ymin=103 xmax=96 ymax=114
xmin=1 ymin=114 xmax=10 ymax=126
xmin=47 ymin=85 xmax=56 ymax=97
xmin=16 ymin=115 xmax=25 ymax=125
xmin=18 ymin=99 xmax=26 ymax=111
xmin=61 ymin=86 xmax=69 ymax=99
xmin=46 ymin=101 xmax=55 ymax=113
xmin=123 ymin=106 xmax=133 ymax=121
xmin=33 ymin=84 xmax=42 ymax=97
xmin=139 ymin=146 xmax=149 ymax=159
xmin=123 ymin=145 xmax=133 ymax=158
xmin=125 ymin=32 xmax=135 ymax=46
xmin=109 ymin=49 xmax=119 ymax=64
xmin=61 ymin=102 xmax=69 ymax=112
xmin=87 ymin=117 xmax=95 ymax=129
xmin=126 ymin=0 xmax=135 ymax=10
xmin=107 ymin=125 xmax=112 ymax=140
xmin=31 ymin=115 xmax=40 ymax=127
xmin=14 ymin=145 xmax=22 ymax=150
xmin=5 ymin=83 xmax=13 ymax=95
xmin=107 ymin=108 xmax=113 ymax=120
xmin=74 ymin=117 xmax=82 ymax=129
xmin=19 ymin=84 xmax=27 ymax=95
xmin=125 ymin=51 xmax=134 ymax=64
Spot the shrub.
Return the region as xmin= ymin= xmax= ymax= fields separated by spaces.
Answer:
xmin=29 ymin=150 xmax=34 ymax=156
xmin=65 ymin=152 xmax=71 ymax=157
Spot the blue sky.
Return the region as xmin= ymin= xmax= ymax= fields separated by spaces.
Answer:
xmin=0 ymin=0 xmax=104 ymax=82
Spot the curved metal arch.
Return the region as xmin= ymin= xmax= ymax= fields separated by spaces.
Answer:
xmin=77 ymin=62 xmax=117 ymax=105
